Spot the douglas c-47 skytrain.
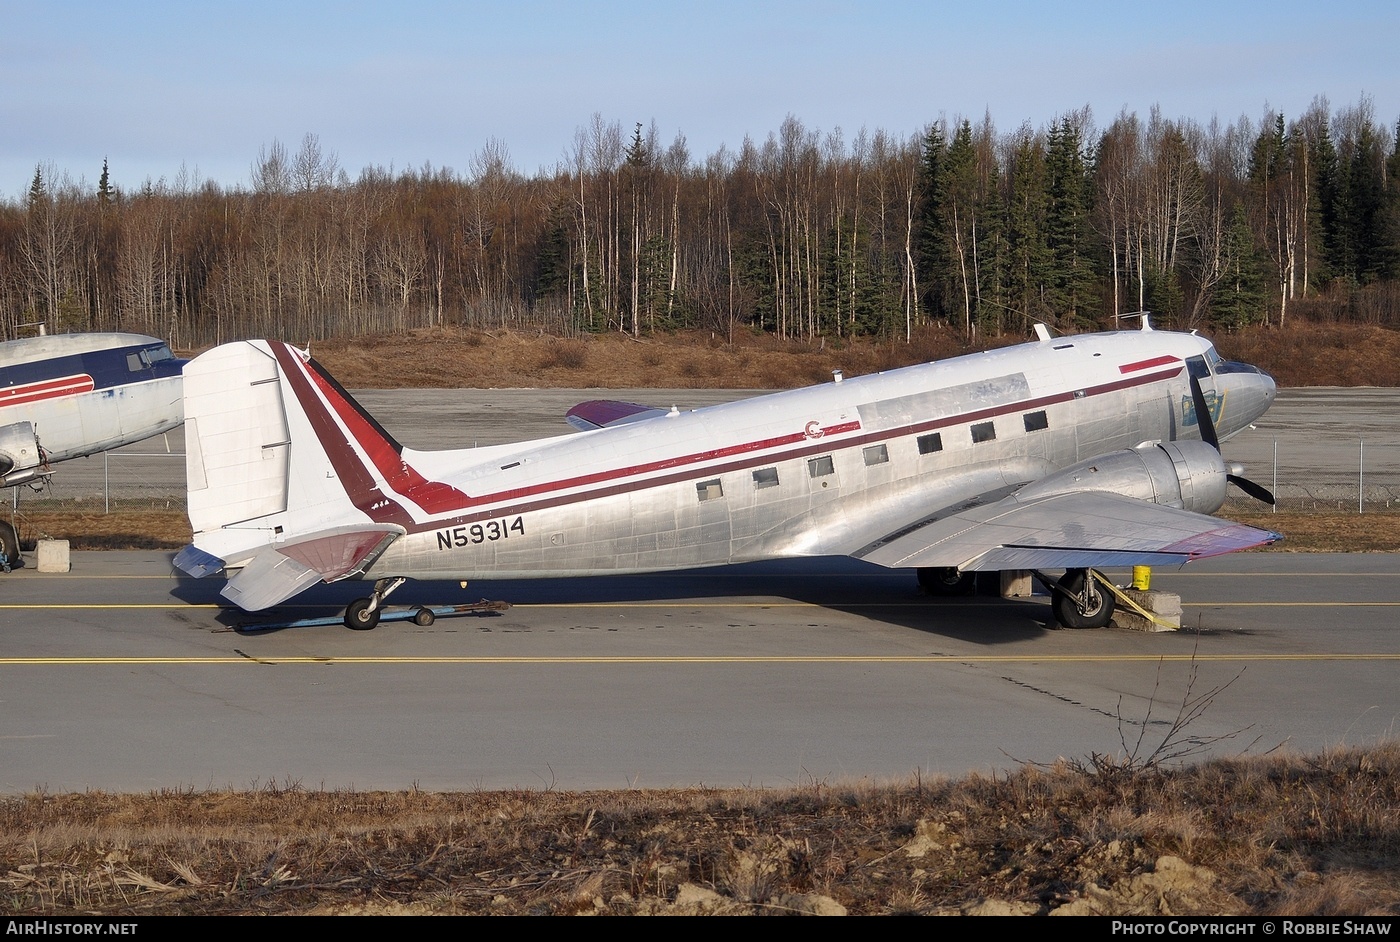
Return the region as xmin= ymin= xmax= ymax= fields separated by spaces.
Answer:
xmin=0 ymin=332 xmax=185 ymax=563
xmin=174 ymin=320 xmax=1280 ymax=630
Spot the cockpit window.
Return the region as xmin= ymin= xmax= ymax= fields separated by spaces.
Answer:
xmin=1186 ymin=355 xmax=1212 ymax=381
xmin=127 ymin=345 xmax=176 ymax=371
xmin=1204 ymin=346 xmax=1224 ymax=370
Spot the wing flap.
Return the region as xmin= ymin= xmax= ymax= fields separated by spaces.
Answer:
xmin=856 ymin=490 xmax=1280 ymax=572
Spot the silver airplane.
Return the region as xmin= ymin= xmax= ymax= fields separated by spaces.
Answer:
xmin=1 ymin=332 xmax=185 ymax=563
xmin=174 ymin=321 xmax=1280 ymax=630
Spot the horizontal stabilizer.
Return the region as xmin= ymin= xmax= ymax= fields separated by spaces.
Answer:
xmin=222 ymin=549 xmax=324 ymax=611
xmin=856 ymin=490 xmax=1281 ymax=572
xmin=565 ymin=399 xmax=670 ymax=431
xmin=278 ymin=527 xmax=403 ymax=582
xmin=217 ymin=526 xmax=403 ymax=611
xmin=173 ymin=544 xmax=226 ymax=579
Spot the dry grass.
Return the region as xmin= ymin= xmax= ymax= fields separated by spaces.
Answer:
xmin=285 ymin=319 xmax=1400 ymax=391
xmin=3 ymin=747 xmax=1398 ymax=915
xmin=291 ymin=324 xmax=1012 ymax=390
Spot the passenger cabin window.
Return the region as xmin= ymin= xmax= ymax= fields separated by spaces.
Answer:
xmin=696 ymin=479 xmax=724 ymax=502
xmin=971 ymin=421 xmax=996 ymax=444
xmin=863 ymin=444 xmax=888 ymax=466
xmin=753 ymin=467 xmax=779 ymax=489
xmin=1023 ymin=411 xmax=1049 ymax=432
xmin=917 ymin=432 xmax=943 ymax=455
xmin=808 ymin=455 xmax=835 ymax=478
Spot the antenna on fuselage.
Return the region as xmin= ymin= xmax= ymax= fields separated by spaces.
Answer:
xmin=1114 ymin=310 xmax=1153 ymax=332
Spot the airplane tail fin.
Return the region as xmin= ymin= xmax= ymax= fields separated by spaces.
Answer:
xmin=178 ymin=340 xmax=423 ymax=609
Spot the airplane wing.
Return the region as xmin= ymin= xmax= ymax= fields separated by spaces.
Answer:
xmin=565 ymin=399 xmax=671 ymax=431
xmin=853 ymin=490 xmax=1280 ymax=572
xmin=175 ymin=525 xmax=404 ymax=611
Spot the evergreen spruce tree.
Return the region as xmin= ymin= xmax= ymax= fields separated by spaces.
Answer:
xmin=1219 ymin=204 xmax=1267 ymax=328
xmin=1043 ymin=118 xmax=1096 ymax=325
xmin=1377 ymin=121 xmax=1400 ymax=280
xmin=1311 ymin=120 xmax=1340 ymax=285
xmin=1005 ymin=131 xmax=1049 ymax=323
xmin=914 ymin=123 xmax=949 ymax=319
xmin=98 ymin=158 xmax=114 ymax=208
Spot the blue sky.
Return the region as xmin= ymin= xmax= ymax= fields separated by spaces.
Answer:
xmin=3 ymin=0 xmax=1397 ymax=199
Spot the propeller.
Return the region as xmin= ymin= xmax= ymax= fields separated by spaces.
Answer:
xmin=1190 ymin=374 xmax=1276 ymax=505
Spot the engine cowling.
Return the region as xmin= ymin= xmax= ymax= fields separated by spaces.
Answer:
xmin=1012 ymin=441 xmax=1229 ymax=515
xmin=0 ymin=421 xmax=42 ymax=483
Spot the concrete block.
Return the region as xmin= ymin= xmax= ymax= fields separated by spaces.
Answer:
xmin=1000 ymin=569 xmax=1034 ymax=599
xmin=1111 ymin=588 xmax=1181 ymax=632
xmin=37 ymin=539 xmax=70 ymax=573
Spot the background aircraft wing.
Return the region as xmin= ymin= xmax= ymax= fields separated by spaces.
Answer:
xmin=565 ymin=399 xmax=671 ymax=431
xmin=852 ymin=491 xmax=1280 ymax=572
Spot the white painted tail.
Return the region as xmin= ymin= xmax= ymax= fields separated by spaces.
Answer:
xmin=177 ymin=340 xmax=407 ymax=610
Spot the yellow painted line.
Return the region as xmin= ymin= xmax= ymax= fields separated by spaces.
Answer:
xmin=0 ymin=604 xmax=224 ymax=610
xmin=3 ymin=654 xmax=1400 ymax=666
xmin=5 ymin=601 xmax=1400 ymax=619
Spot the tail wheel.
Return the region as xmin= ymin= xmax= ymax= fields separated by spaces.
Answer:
xmin=917 ymin=566 xmax=976 ymax=596
xmin=345 ymin=598 xmax=381 ymax=631
xmin=1052 ymin=569 xmax=1115 ymax=629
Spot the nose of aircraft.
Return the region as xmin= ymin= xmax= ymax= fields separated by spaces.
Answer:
xmin=1217 ymin=359 xmax=1277 ymax=435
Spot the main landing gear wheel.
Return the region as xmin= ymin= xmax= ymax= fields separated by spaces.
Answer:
xmin=345 ymin=598 xmax=381 ymax=631
xmin=1052 ymin=568 xmax=1115 ymax=629
xmin=917 ymin=566 xmax=976 ymax=596
xmin=0 ymin=521 xmax=18 ymax=572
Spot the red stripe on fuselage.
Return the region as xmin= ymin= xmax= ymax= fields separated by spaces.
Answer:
xmin=1119 ymin=355 xmax=1179 ymax=374
xmin=0 ymin=374 xmax=95 ymax=409
xmin=298 ymin=355 xmax=472 ymax=514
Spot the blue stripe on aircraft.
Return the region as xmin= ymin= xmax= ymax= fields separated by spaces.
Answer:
xmin=0 ymin=341 xmax=183 ymax=393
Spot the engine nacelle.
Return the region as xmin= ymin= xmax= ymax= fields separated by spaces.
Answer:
xmin=1013 ymin=440 xmax=1229 ymax=515
xmin=0 ymin=421 xmax=42 ymax=479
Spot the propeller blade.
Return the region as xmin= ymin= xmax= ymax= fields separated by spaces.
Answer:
xmin=1189 ymin=374 xmax=1220 ymax=451
xmin=1228 ymin=473 xmax=1276 ymax=506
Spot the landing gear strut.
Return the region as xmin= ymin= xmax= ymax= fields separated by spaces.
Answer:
xmin=1048 ymin=568 xmax=1115 ymax=629
xmin=344 ymin=577 xmax=407 ymax=631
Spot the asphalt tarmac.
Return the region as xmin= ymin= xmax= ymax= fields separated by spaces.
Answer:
xmin=3 ymin=386 xmax=1398 ymax=793
xmin=2 ymin=551 xmax=1398 ymax=793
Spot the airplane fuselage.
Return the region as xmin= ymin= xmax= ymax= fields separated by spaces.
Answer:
xmin=0 ymin=333 xmax=185 ymax=487
xmin=345 ymin=329 xmax=1275 ymax=582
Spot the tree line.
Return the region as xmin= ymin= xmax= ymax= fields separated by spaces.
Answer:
xmin=4 ymin=98 xmax=1399 ymax=349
